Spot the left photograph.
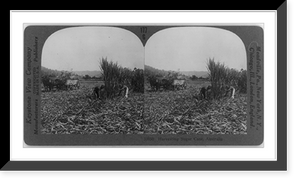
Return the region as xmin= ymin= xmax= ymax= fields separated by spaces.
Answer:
xmin=40 ymin=27 xmax=145 ymax=134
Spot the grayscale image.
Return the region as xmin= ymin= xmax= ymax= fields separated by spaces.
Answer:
xmin=40 ymin=26 xmax=247 ymax=135
xmin=144 ymin=27 xmax=247 ymax=134
xmin=40 ymin=27 xmax=145 ymax=134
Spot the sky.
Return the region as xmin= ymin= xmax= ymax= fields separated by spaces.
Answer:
xmin=145 ymin=27 xmax=247 ymax=72
xmin=42 ymin=27 xmax=144 ymax=71
xmin=42 ymin=26 xmax=247 ymax=72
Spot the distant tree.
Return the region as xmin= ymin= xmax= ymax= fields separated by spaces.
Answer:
xmin=83 ymin=75 xmax=91 ymax=80
xmin=190 ymin=75 xmax=198 ymax=80
xmin=59 ymin=71 xmax=72 ymax=80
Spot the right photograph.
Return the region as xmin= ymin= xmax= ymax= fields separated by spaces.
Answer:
xmin=144 ymin=27 xmax=248 ymax=135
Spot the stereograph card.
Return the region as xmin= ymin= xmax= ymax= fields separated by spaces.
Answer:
xmin=24 ymin=25 xmax=263 ymax=146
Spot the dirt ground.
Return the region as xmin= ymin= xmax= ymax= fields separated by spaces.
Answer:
xmin=143 ymin=79 xmax=247 ymax=134
xmin=41 ymin=79 xmax=247 ymax=134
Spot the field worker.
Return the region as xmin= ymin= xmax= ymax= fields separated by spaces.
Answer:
xmin=118 ymin=84 xmax=129 ymax=98
xmin=206 ymin=85 xmax=212 ymax=99
xmin=223 ymin=85 xmax=236 ymax=99
xmin=93 ymin=85 xmax=105 ymax=99
xmin=200 ymin=86 xmax=206 ymax=99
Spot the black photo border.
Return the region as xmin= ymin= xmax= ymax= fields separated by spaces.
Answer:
xmin=5 ymin=3 xmax=287 ymax=171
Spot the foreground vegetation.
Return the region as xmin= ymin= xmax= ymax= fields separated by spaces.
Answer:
xmin=41 ymin=79 xmax=246 ymax=135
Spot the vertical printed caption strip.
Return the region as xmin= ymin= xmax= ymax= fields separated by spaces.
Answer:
xmin=25 ymin=32 xmax=40 ymax=137
xmin=248 ymin=40 xmax=263 ymax=139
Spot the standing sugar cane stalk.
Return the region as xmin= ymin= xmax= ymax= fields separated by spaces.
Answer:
xmin=206 ymin=58 xmax=243 ymax=100
xmin=99 ymin=57 xmax=143 ymax=99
